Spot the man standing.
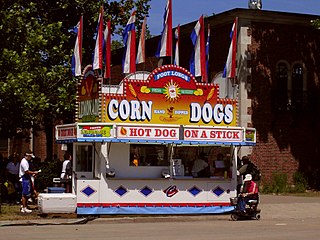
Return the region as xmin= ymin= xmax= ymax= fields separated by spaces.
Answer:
xmin=192 ymin=152 xmax=210 ymax=178
xmin=19 ymin=151 xmax=39 ymax=213
xmin=60 ymin=152 xmax=73 ymax=193
xmin=5 ymin=153 xmax=20 ymax=204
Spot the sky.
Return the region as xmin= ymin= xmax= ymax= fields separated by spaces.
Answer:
xmin=147 ymin=0 xmax=320 ymax=35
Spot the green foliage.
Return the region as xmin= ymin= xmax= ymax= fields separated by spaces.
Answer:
xmin=35 ymin=160 xmax=62 ymax=192
xmin=311 ymin=19 xmax=320 ymax=29
xmin=261 ymin=171 xmax=308 ymax=194
xmin=261 ymin=172 xmax=288 ymax=194
xmin=291 ymin=172 xmax=308 ymax=193
xmin=0 ymin=0 xmax=151 ymax=141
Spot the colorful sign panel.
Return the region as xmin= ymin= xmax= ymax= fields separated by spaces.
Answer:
xmin=101 ymin=65 xmax=237 ymax=126
xmin=55 ymin=123 xmax=255 ymax=145
xmin=77 ymin=65 xmax=100 ymax=122
xmin=78 ymin=125 xmax=114 ymax=139
xmin=245 ymin=128 xmax=256 ymax=143
xmin=183 ymin=126 xmax=243 ymax=142
xmin=56 ymin=124 xmax=77 ymax=140
xmin=116 ymin=125 xmax=180 ymax=141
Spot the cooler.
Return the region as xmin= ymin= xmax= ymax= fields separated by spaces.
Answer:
xmin=47 ymin=187 xmax=65 ymax=193
xmin=38 ymin=193 xmax=77 ymax=214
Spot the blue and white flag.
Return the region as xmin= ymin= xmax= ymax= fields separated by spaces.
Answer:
xmin=189 ymin=15 xmax=206 ymax=82
xmin=122 ymin=11 xmax=136 ymax=74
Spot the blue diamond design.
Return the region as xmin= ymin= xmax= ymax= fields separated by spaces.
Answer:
xmin=188 ymin=186 xmax=202 ymax=196
xmin=115 ymin=186 xmax=128 ymax=196
xmin=212 ymin=186 xmax=225 ymax=196
xmin=81 ymin=186 xmax=96 ymax=197
xmin=140 ymin=186 xmax=153 ymax=197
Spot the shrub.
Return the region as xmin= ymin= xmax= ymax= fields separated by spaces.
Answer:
xmin=35 ymin=160 xmax=62 ymax=192
xmin=292 ymin=171 xmax=308 ymax=193
xmin=261 ymin=172 xmax=288 ymax=194
xmin=261 ymin=171 xmax=309 ymax=194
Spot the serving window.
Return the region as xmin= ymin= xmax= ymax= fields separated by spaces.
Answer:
xmin=128 ymin=143 xmax=232 ymax=179
xmin=129 ymin=144 xmax=169 ymax=166
xmin=172 ymin=146 xmax=232 ymax=178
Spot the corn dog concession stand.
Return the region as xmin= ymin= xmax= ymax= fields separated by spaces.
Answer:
xmin=55 ymin=65 xmax=256 ymax=215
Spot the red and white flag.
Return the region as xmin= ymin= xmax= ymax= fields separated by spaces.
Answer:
xmin=223 ymin=18 xmax=238 ymax=79
xmin=104 ymin=20 xmax=111 ymax=79
xmin=93 ymin=7 xmax=104 ymax=70
xmin=155 ymin=0 xmax=172 ymax=57
xmin=71 ymin=16 xmax=83 ymax=77
xmin=122 ymin=11 xmax=136 ymax=74
xmin=136 ymin=17 xmax=147 ymax=64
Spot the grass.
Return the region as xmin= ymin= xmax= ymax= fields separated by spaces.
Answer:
xmin=0 ymin=204 xmax=42 ymax=221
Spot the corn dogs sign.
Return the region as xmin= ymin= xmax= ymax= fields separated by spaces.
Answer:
xmin=101 ymin=65 xmax=237 ymax=126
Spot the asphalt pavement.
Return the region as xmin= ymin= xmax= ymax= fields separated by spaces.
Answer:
xmin=1 ymin=194 xmax=320 ymax=226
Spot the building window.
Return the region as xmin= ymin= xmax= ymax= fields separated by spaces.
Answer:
xmin=274 ymin=61 xmax=307 ymax=111
xmin=274 ymin=62 xmax=289 ymax=111
xmin=290 ymin=63 xmax=306 ymax=110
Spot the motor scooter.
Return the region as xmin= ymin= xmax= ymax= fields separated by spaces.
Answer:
xmin=229 ymin=195 xmax=261 ymax=221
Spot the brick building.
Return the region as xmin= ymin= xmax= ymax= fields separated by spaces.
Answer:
xmin=109 ymin=8 xmax=320 ymax=187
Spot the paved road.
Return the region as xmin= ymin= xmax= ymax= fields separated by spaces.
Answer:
xmin=1 ymin=194 xmax=320 ymax=240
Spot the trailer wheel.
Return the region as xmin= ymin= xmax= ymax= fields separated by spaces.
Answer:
xmin=254 ymin=213 xmax=261 ymax=220
xmin=231 ymin=213 xmax=239 ymax=221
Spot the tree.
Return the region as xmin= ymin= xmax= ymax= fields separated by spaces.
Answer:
xmin=0 ymin=0 xmax=151 ymax=159
xmin=311 ymin=19 xmax=320 ymax=29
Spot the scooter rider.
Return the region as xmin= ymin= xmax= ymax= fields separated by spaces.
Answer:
xmin=237 ymin=174 xmax=259 ymax=212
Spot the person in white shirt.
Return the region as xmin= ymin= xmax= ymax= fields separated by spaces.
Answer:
xmin=5 ymin=153 xmax=20 ymax=203
xmin=19 ymin=151 xmax=39 ymax=213
xmin=60 ymin=152 xmax=72 ymax=193
xmin=192 ymin=152 xmax=210 ymax=178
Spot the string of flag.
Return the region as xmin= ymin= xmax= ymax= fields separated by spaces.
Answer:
xmin=71 ymin=1 xmax=238 ymax=82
